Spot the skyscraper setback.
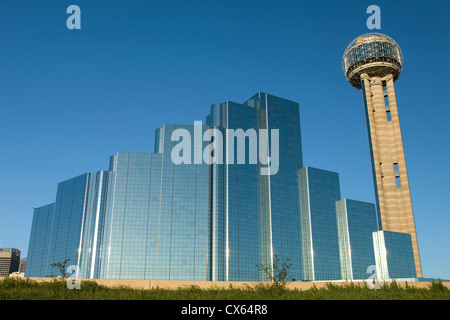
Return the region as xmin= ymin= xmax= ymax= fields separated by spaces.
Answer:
xmin=26 ymin=33 xmax=422 ymax=282
xmin=26 ymin=93 xmax=306 ymax=281
xmin=25 ymin=90 xmax=419 ymax=282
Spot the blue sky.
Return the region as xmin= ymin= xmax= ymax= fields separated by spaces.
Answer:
xmin=0 ymin=0 xmax=449 ymax=279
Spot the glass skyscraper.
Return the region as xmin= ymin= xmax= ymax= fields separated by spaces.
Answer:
xmin=26 ymin=173 xmax=109 ymax=278
xmin=336 ymin=199 xmax=378 ymax=280
xmin=373 ymin=230 xmax=417 ymax=280
xmin=206 ymin=93 xmax=303 ymax=281
xmin=25 ymin=92 xmax=419 ymax=282
xmin=298 ymin=167 xmax=342 ymax=281
xmin=99 ymin=124 xmax=211 ymax=280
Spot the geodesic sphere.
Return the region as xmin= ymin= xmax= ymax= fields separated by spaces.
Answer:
xmin=342 ymin=33 xmax=403 ymax=89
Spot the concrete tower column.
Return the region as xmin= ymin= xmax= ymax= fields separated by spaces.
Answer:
xmin=343 ymin=33 xmax=423 ymax=278
xmin=384 ymin=75 xmax=422 ymax=277
xmin=362 ymin=74 xmax=422 ymax=277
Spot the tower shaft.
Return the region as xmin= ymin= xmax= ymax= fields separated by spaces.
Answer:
xmin=361 ymin=73 xmax=422 ymax=278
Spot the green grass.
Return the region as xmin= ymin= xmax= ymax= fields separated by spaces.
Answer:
xmin=1 ymin=277 xmax=449 ymax=300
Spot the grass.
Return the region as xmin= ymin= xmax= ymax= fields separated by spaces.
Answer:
xmin=1 ymin=277 xmax=449 ymax=300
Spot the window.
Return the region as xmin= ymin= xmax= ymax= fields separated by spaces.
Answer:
xmin=384 ymin=92 xmax=391 ymax=122
xmin=396 ymin=176 xmax=401 ymax=188
xmin=393 ymin=163 xmax=399 ymax=176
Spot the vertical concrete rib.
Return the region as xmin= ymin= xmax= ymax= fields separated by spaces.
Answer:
xmin=361 ymin=74 xmax=422 ymax=277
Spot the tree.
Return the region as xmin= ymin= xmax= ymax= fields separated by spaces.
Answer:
xmin=256 ymin=255 xmax=294 ymax=290
xmin=50 ymin=258 xmax=71 ymax=279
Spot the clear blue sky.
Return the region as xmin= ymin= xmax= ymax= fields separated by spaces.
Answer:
xmin=1 ymin=0 xmax=449 ymax=279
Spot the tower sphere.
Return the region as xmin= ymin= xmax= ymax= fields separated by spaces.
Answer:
xmin=342 ymin=33 xmax=403 ymax=89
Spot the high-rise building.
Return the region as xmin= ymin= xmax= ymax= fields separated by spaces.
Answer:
xmin=206 ymin=93 xmax=304 ymax=281
xmin=298 ymin=167 xmax=342 ymax=281
xmin=336 ymin=199 xmax=378 ymax=281
xmin=19 ymin=258 xmax=27 ymax=273
xmin=26 ymin=93 xmax=306 ymax=282
xmin=25 ymin=90 xmax=422 ymax=282
xmin=26 ymin=173 xmax=109 ymax=278
xmin=26 ymin=125 xmax=212 ymax=281
xmin=100 ymin=125 xmax=211 ymax=280
xmin=342 ymin=33 xmax=422 ymax=277
xmin=0 ymin=248 xmax=21 ymax=277
xmin=372 ymin=230 xmax=417 ymax=280
xmin=25 ymin=203 xmax=55 ymax=277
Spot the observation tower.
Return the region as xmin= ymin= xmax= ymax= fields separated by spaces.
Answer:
xmin=342 ymin=33 xmax=422 ymax=277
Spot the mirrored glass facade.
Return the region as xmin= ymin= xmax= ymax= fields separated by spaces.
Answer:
xmin=99 ymin=124 xmax=211 ymax=280
xmin=298 ymin=167 xmax=342 ymax=281
xmin=206 ymin=93 xmax=303 ymax=281
xmin=373 ymin=230 xmax=417 ymax=280
xmin=25 ymin=203 xmax=55 ymax=277
xmin=336 ymin=199 xmax=378 ymax=281
xmin=25 ymin=91 xmax=420 ymax=282
xmin=25 ymin=172 xmax=109 ymax=277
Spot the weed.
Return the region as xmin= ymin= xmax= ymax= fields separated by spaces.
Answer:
xmin=1 ymin=277 xmax=449 ymax=300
